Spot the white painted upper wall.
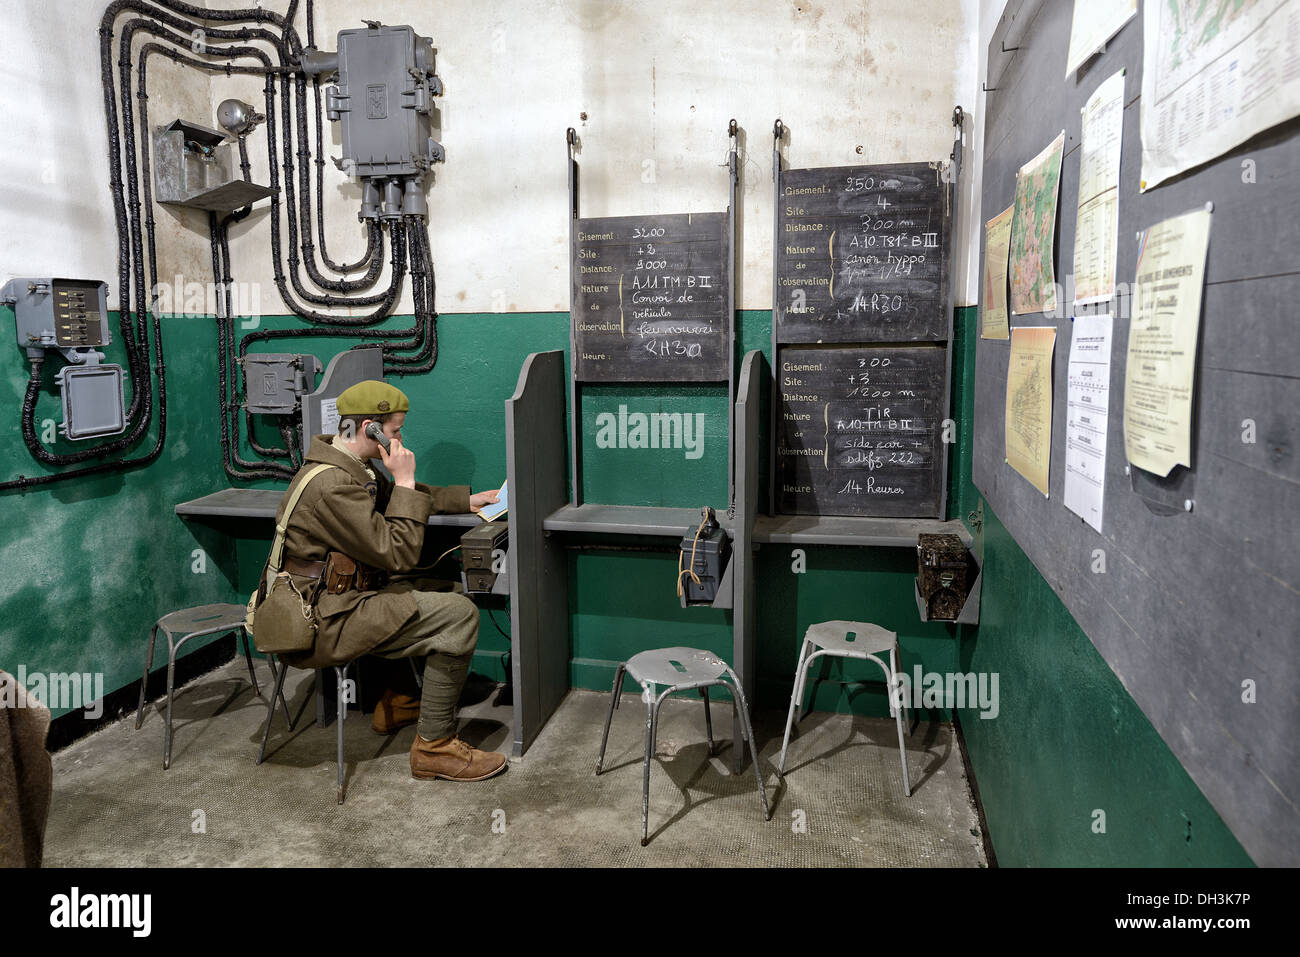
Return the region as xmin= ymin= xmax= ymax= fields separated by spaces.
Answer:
xmin=3 ymin=0 xmax=983 ymax=314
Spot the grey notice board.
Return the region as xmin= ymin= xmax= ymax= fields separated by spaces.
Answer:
xmin=572 ymin=212 xmax=730 ymax=382
xmin=975 ymin=2 xmax=1300 ymax=865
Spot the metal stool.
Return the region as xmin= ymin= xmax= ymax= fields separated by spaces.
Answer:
xmin=259 ymin=657 xmax=358 ymax=804
xmin=134 ymin=603 xmax=288 ymax=770
xmin=596 ymin=646 xmax=770 ymax=845
xmin=777 ymin=620 xmax=912 ymax=796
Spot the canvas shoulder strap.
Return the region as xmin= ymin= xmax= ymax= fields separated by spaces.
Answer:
xmin=268 ymin=464 xmax=336 ymax=572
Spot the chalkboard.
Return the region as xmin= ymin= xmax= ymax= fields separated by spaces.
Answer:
xmin=572 ymin=212 xmax=730 ymax=382
xmin=974 ymin=0 xmax=1300 ymax=866
xmin=776 ymin=344 xmax=946 ymax=517
xmin=775 ymin=162 xmax=951 ymax=344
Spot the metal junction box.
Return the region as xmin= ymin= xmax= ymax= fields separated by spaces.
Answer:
xmin=332 ymin=24 xmax=442 ymax=179
xmin=151 ymin=119 xmax=273 ymax=213
xmin=57 ymin=364 xmax=126 ymax=440
xmin=241 ymin=353 xmax=324 ymax=415
xmin=5 ymin=278 xmax=110 ymax=357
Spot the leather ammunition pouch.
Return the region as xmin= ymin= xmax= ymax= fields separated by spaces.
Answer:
xmin=291 ymin=551 xmax=389 ymax=594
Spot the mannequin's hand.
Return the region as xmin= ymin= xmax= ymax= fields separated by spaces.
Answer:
xmin=379 ymin=437 xmax=416 ymax=488
xmin=470 ymin=489 xmax=500 ymax=511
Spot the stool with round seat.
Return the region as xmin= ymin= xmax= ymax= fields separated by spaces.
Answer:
xmin=596 ymin=646 xmax=770 ymax=845
xmin=777 ymin=620 xmax=912 ymax=796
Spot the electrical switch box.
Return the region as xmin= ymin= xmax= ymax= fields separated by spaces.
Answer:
xmin=57 ymin=364 xmax=126 ymax=440
xmin=241 ymin=353 xmax=324 ymax=415
xmin=5 ymin=278 xmax=110 ymax=357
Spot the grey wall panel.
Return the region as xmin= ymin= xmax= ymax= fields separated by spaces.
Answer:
xmin=507 ymin=350 xmax=571 ymax=757
xmin=974 ymin=5 xmax=1300 ymax=865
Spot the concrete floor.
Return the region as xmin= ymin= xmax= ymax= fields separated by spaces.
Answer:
xmin=44 ymin=659 xmax=988 ymax=867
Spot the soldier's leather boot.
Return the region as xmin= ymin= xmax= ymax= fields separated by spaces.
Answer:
xmin=372 ymin=689 xmax=421 ymax=735
xmin=410 ymin=734 xmax=508 ymax=782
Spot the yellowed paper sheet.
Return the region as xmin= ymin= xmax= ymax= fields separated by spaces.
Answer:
xmin=1066 ymin=0 xmax=1137 ymax=77
xmin=1123 ymin=207 xmax=1212 ymax=476
xmin=982 ymin=204 xmax=1014 ymax=339
xmin=1141 ymin=0 xmax=1300 ymax=190
xmin=1006 ymin=326 xmax=1058 ymax=496
xmin=1009 ymin=132 xmax=1065 ymax=317
xmin=1074 ymin=71 xmax=1125 ymax=306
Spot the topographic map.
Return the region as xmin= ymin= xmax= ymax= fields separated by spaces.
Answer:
xmin=1155 ymin=0 xmax=1272 ymax=101
xmin=1141 ymin=0 xmax=1300 ymax=188
xmin=1009 ymin=132 xmax=1065 ymax=316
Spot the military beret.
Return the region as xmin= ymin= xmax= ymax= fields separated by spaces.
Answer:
xmin=336 ymin=380 xmax=410 ymax=416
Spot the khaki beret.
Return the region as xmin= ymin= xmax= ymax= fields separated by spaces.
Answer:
xmin=336 ymin=380 xmax=410 ymax=416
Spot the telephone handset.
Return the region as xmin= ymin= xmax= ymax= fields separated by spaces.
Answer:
xmin=364 ymin=422 xmax=391 ymax=454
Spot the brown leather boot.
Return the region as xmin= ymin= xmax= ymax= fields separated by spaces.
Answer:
xmin=410 ymin=734 xmax=508 ymax=782
xmin=371 ymin=689 xmax=421 ymax=735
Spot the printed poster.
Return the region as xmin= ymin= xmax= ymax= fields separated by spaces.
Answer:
xmin=1006 ymin=326 xmax=1058 ymax=496
xmin=1123 ymin=207 xmax=1212 ymax=476
xmin=1009 ymin=132 xmax=1065 ymax=317
xmin=1066 ymin=0 xmax=1138 ymax=77
xmin=1064 ymin=314 xmax=1114 ymax=533
xmin=1074 ymin=71 xmax=1126 ymax=306
xmin=982 ymin=204 xmax=1014 ymax=339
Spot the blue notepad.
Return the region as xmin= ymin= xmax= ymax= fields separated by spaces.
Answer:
xmin=476 ymin=480 xmax=508 ymax=522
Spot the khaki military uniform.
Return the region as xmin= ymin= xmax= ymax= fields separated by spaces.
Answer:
xmin=272 ymin=434 xmax=482 ymax=739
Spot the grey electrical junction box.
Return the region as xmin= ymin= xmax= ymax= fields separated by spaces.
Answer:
xmin=4 ymin=278 xmax=110 ymax=357
xmin=151 ymin=119 xmax=274 ymax=213
xmin=332 ymin=24 xmax=442 ymax=178
xmin=301 ymin=22 xmax=444 ymax=221
xmin=58 ymin=364 xmax=126 ymax=440
xmin=3 ymin=276 xmax=127 ymax=441
xmin=241 ymin=353 xmax=324 ymax=415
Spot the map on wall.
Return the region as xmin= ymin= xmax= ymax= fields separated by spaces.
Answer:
xmin=1141 ymin=0 xmax=1300 ymax=190
xmin=1009 ymin=131 xmax=1065 ymax=316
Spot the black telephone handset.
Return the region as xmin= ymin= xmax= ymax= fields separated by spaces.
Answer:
xmin=364 ymin=422 xmax=391 ymax=454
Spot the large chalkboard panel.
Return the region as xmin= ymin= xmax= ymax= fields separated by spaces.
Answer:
xmin=775 ymin=162 xmax=950 ymax=344
xmin=974 ymin=1 xmax=1300 ymax=866
xmin=776 ymin=345 xmax=945 ymax=517
xmin=572 ymin=212 xmax=730 ymax=382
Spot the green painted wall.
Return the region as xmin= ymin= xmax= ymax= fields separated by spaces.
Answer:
xmin=944 ymin=306 xmax=1252 ymax=866
xmin=0 ymin=298 xmax=1254 ymax=865
xmin=0 ymin=309 xmax=239 ymax=718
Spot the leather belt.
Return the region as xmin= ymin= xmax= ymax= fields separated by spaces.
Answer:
xmin=283 ymin=556 xmax=326 ymax=579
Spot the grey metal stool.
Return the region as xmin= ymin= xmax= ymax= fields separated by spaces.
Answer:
xmin=777 ymin=620 xmax=912 ymax=796
xmin=259 ymin=657 xmax=357 ymax=804
xmin=596 ymin=646 xmax=770 ymax=845
xmin=134 ymin=602 xmax=288 ymax=770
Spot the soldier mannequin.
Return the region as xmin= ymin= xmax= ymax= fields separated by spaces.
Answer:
xmin=271 ymin=380 xmax=507 ymax=782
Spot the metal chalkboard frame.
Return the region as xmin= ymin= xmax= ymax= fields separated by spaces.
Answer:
xmin=566 ymin=122 xmax=740 ymax=509
xmin=768 ymin=113 xmax=964 ymax=519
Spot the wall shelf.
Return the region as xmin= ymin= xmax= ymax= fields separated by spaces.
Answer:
xmin=753 ymin=515 xmax=971 ymax=549
xmin=175 ymin=488 xmax=480 ymax=527
xmin=543 ymin=504 xmax=735 ymax=539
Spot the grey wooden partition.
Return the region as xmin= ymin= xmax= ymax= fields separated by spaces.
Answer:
xmin=506 ymin=350 xmax=571 ymax=758
xmin=731 ymin=350 xmax=765 ymax=770
xmin=975 ymin=2 xmax=1300 ymax=865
